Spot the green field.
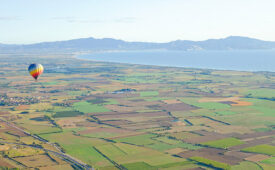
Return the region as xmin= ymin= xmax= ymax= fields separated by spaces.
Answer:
xmin=115 ymin=134 xmax=157 ymax=145
xmin=215 ymin=110 xmax=237 ymax=115
xmin=140 ymin=91 xmax=159 ymax=97
xmin=73 ymin=101 xmax=110 ymax=113
xmin=147 ymin=141 xmax=202 ymax=151
xmin=81 ymin=132 xmax=119 ymax=138
xmin=260 ymin=157 xmax=275 ymax=165
xmin=53 ymin=111 xmax=84 ymax=118
xmin=246 ymin=89 xmax=275 ymax=99
xmin=180 ymin=98 xmax=231 ymax=110
xmin=123 ymin=162 xmax=156 ymax=170
xmin=201 ymin=138 xmax=245 ymax=149
xmin=190 ymin=156 xmax=230 ymax=170
xmin=231 ymin=161 xmax=262 ymax=170
xmin=95 ymin=144 xmax=127 ymax=158
xmin=242 ymin=144 xmax=275 ymax=156
xmin=40 ymin=131 xmax=112 ymax=168
xmin=20 ymin=124 xmax=62 ymax=135
xmin=149 ymin=136 xmax=202 ymax=151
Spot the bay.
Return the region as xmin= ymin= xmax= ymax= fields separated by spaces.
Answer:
xmin=78 ymin=50 xmax=275 ymax=72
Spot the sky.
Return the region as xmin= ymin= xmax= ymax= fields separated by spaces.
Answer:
xmin=1 ymin=0 xmax=275 ymax=44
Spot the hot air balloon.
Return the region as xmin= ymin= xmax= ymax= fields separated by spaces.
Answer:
xmin=28 ymin=64 xmax=44 ymax=80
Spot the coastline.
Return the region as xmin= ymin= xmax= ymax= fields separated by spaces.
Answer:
xmin=75 ymin=49 xmax=275 ymax=73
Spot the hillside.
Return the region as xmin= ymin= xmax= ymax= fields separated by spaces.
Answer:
xmin=1 ymin=36 xmax=275 ymax=53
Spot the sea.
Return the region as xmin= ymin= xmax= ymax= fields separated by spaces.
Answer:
xmin=78 ymin=49 xmax=275 ymax=72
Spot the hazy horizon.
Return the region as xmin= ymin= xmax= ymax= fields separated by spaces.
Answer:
xmin=1 ymin=35 xmax=275 ymax=45
xmin=1 ymin=0 xmax=275 ymax=44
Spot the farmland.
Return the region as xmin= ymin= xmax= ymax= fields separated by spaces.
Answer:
xmin=201 ymin=138 xmax=245 ymax=149
xmin=0 ymin=54 xmax=274 ymax=169
xmin=242 ymin=145 xmax=275 ymax=156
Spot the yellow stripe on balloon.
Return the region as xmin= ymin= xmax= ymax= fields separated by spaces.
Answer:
xmin=29 ymin=66 xmax=43 ymax=75
xmin=30 ymin=69 xmax=39 ymax=75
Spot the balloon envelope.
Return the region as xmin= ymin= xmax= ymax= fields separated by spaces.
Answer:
xmin=28 ymin=64 xmax=44 ymax=80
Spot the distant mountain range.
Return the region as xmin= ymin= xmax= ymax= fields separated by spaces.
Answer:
xmin=1 ymin=36 xmax=275 ymax=53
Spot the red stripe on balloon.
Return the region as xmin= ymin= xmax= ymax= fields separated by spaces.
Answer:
xmin=31 ymin=72 xmax=41 ymax=79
